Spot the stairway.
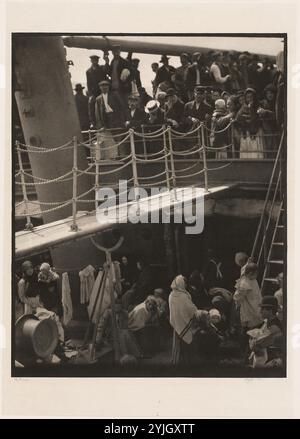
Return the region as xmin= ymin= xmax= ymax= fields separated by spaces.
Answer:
xmin=261 ymin=201 xmax=285 ymax=292
xmin=251 ymin=131 xmax=285 ymax=295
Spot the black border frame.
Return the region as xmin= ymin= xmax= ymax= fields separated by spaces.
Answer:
xmin=11 ymin=32 xmax=287 ymax=378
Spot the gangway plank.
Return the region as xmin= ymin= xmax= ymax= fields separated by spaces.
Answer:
xmin=15 ymin=185 xmax=234 ymax=260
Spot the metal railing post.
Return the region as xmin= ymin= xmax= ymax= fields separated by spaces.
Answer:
xmin=141 ymin=124 xmax=148 ymax=159
xmin=201 ymin=123 xmax=209 ymax=192
xmin=129 ymin=128 xmax=140 ymax=205
xmin=70 ymin=136 xmax=78 ymax=231
xmin=16 ymin=141 xmax=33 ymax=231
xmin=167 ymin=126 xmax=177 ymax=199
xmin=231 ymin=121 xmax=235 ymax=158
xmin=197 ymin=124 xmax=203 ymax=160
xmin=163 ymin=125 xmax=171 ymax=192
xmin=95 ymin=133 xmax=101 ymax=212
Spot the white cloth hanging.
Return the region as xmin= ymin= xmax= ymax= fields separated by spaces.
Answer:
xmin=88 ymin=269 xmax=110 ymax=323
xmin=88 ymin=262 xmax=120 ymax=323
xmin=62 ymin=272 xmax=73 ymax=326
xmin=79 ymin=265 xmax=95 ymax=304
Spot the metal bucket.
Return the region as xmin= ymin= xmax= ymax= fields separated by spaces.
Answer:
xmin=15 ymin=314 xmax=59 ymax=364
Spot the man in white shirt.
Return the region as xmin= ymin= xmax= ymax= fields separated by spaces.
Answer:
xmin=210 ymin=52 xmax=231 ymax=90
xmin=95 ymin=80 xmax=125 ymax=129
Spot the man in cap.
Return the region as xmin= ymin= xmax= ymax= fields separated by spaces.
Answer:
xmin=210 ymin=51 xmax=231 ymax=91
xmin=129 ymin=58 xmax=142 ymax=96
xmin=86 ymin=54 xmax=110 ymax=127
xmin=164 ymin=88 xmax=184 ymax=130
xmin=95 ymin=80 xmax=125 ymax=130
xmin=151 ymin=62 xmax=159 ymax=96
xmin=74 ymin=84 xmax=89 ymax=132
xmin=154 ymin=55 xmax=175 ymax=90
xmin=183 ymin=85 xmax=213 ymax=129
xmin=109 ymin=44 xmax=132 ymax=104
xmin=186 ymin=52 xmax=211 ymax=100
xmin=176 ymin=52 xmax=191 ymax=82
xmin=124 ymin=94 xmax=147 ymax=130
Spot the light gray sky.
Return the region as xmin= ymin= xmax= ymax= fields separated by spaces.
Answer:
xmin=66 ymin=36 xmax=284 ymax=95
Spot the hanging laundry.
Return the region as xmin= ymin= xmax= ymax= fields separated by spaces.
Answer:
xmin=79 ymin=265 xmax=95 ymax=304
xmin=88 ymin=262 xmax=120 ymax=323
xmin=88 ymin=269 xmax=110 ymax=323
xmin=62 ymin=272 xmax=73 ymax=326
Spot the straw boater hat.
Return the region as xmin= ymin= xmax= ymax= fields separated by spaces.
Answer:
xmin=145 ymin=100 xmax=160 ymax=113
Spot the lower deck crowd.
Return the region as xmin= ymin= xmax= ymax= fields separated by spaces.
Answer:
xmin=16 ymin=250 xmax=284 ymax=371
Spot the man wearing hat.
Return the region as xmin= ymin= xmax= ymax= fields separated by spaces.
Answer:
xmin=74 ymin=84 xmax=89 ymax=131
xmin=210 ymin=51 xmax=231 ymax=91
xmin=154 ymin=55 xmax=175 ymax=90
xmin=86 ymin=54 xmax=110 ymax=127
xmin=144 ymin=100 xmax=165 ymax=153
xmin=176 ymin=53 xmax=191 ymax=83
xmin=248 ymin=296 xmax=283 ymax=368
xmin=109 ymin=45 xmax=132 ymax=104
xmin=124 ymin=94 xmax=147 ymax=130
xmin=183 ymin=85 xmax=213 ymax=129
xmin=129 ymin=58 xmax=142 ymax=96
xmin=95 ymin=80 xmax=125 ymax=130
xmin=164 ymin=88 xmax=184 ymax=130
xmin=186 ymin=52 xmax=211 ymax=100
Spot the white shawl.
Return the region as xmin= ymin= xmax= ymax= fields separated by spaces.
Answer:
xmin=169 ymin=275 xmax=197 ymax=344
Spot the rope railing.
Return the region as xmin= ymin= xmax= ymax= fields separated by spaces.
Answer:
xmin=15 ymin=122 xmax=282 ymax=231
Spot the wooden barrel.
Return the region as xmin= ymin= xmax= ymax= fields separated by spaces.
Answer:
xmin=15 ymin=314 xmax=59 ymax=364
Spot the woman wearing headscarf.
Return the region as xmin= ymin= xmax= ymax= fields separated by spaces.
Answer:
xmin=169 ymin=275 xmax=198 ymax=365
xmin=18 ymin=260 xmax=40 ymax=314
xmin=236 ymin=88 xmax=264 ymax=158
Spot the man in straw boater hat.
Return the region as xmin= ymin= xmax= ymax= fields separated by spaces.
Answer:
xmin=145 ymin=99 xmax=165 ymax=125
xmin=86 ymin=53 xmax=110 ymax=127
xmin=144 ymin=99 xmax=165 ymax=153
xmin=74 ymin=83 xmax=89 ymax=131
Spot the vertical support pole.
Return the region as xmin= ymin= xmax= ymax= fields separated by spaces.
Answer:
xmin=162 ymin=125 xmax=171 ymax=192
xmin=263 ymin=214 xmax=268 ymax=267
xmin=197 ymin=124 xmax=203 ymax=160
xmin=106 ymin=251 xmax=121 ymax=362
xmin=129 ymin=128 xmax=139 ymax=204
xmin=141 ymin=124 xmax=148 ymax=159
xmin=16 ymin=141 xmax=33 ymax=230
xmin=231 ymin=121 xmax=235 ymax=158
xmin=201 ymin=123 xmax=209 ymax=192
xmin=167 ymin=126 xmax=177 ymax=199
xmin=95 ymin=133 xmax=101 ymax=212
xmin=70 ymin=136 xmax=78 ymax=231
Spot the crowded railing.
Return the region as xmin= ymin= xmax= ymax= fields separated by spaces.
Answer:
xmin=15 ymin=120 xmax=283 ymax=232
